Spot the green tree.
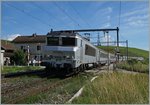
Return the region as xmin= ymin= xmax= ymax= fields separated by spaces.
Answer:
xmin=11 ymin=50 xmax=27 ymax=65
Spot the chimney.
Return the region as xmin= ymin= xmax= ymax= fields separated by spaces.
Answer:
xmin=51 ymin=29 xmax=53 ymax=33
xmin=32 ymin=33 xmax=37 ymax=37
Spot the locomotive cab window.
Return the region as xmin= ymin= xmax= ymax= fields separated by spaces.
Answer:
xmin=85 ymin=44 xmax=96 ymax=56
xmin=47 ymin=37 xmax=59 ymax=46
xmin=62 ymin=37 xmax=76 ymax=46
xmin=37 ymin=45 xmax=41 ymax=51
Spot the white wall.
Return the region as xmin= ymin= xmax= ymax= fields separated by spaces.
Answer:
xmin=0 ymin=50 xmax=5 ymax=67
xmin=14 ymin=43 xmax=46 ymax=61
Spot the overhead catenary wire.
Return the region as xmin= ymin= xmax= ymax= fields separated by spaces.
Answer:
xmin=31 ymin=2 xmax=55 ymax=19
xmin=53 ymin=2 xmax=82 ymax=29
xmin=68 ymin=2 xmax=92 ymax=28
xmin=31 ymin=2 xmax=67 ymax=28
xmin=6 ymin=3 xmax=52 ymax=28
xmin=118 ymin=1 xmax=122 ymax=27
xmin=8 ymin=18 xmax=46 ymax=34
xmin=118 ymin=1 xmax=126 ymax=42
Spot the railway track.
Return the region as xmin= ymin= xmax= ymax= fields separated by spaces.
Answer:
xmin=1 ymin=66 xmax=105 ymax=104
xmin=1 ymin=78 xmax=47 ymax=95
xmin=2 ymin=76 xmax=72 ymax=104
xmin=1 ymin=69 xmax=45 ymax=78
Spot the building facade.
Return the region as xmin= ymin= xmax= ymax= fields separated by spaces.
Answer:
xmin=0 ymin=49 xmax=5 ymax=67
xmin=12 ymin=34 xmax=46 ymax=64
xmin=1 ymin=40 xmax=16 ymax=65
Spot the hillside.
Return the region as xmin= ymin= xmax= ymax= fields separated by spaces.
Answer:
xmin=1 ymin=39 xmax=12 ymax=44
xmin=72 ymin=72 xmax=149 ymax=104
xmin=98 ymin=46 xmax=149 ymax=59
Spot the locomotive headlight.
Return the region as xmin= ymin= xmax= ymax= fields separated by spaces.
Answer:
xmin=63 ymin=55 xmax=70 ymax=59
xmin=71 ymin=56 xmax=74 ymax=59
xmin=66 ymin=56 xmax=70 ymax=59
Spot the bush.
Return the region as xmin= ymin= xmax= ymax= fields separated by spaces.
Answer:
xmin=11 ymin=50 xmax=27 ymax=65
xmin=116 ymin=60 xmax=148 ymax=72
xmin=127 ymin=59 xmax=138 ymax=65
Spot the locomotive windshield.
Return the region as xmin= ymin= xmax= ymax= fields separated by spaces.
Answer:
xmin=47 ymin=37 xmax=76 ymax=46
xmin=47 ymin=37 xmax=59 ymax=46
xmin=62 ymin=37 xmax=76 ymax=46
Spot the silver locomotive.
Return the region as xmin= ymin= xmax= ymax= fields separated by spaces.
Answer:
xmin=41 ymin=31 xmax=115 ymax=74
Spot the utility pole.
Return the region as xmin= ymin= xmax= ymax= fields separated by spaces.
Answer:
xmin=27 ymin=46 xmax=30 ymax=66
xmin=106 ymin=31 xmax=110 ymax=70
xmin=97 ymin=32 xmax=100 ymax=46
xmin=126 ymin=40 xmax=128 ymax=61
xmin=117 ymin=27 xmax=119 ymax=61
xmin=104 ymin=31 xmax=109 ymax=70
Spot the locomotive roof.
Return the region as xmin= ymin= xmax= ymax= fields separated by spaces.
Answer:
xmin=47 ymin=31 xmax=78 ymax=36
xmin=47 ymin=31 xmax=91 ymax=42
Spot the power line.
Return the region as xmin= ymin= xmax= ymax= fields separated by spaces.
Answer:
xmin=6 ymin=3 xmax=52 ymax=28
xmin=68 ymin=2 xmax=92 ymax=28
xmin=31 ymin=2 xmax=53 ymax=18
xmin=8 ymin=18 xmax=46 ymax=33
xmin=53 ymin=2 xmax=82 ymax=28
xmin=118 ymin=1 xmax=127 ymax=42
xmin=31 ymin=2 xmax=74 ymax=30
xmin=118 ymin=1 xmax=122 ymax=27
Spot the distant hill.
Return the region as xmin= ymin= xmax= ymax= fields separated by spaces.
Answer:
xmin=1 ymin=39 xmax=12 ymax=44
xmin=98 ymin=46 xmax=149 ymax=59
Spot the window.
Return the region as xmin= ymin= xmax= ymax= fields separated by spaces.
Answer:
xmin=34 ymin=56 xmax=37 ymax=60
xmin=37 ymin=45 xmax=41 ymax=51
xmin=47 ymin=37 xmax=76 ymax=46
xmin=47 ymin=37 xmax=59 ymax=46
xmin=40 ymin=55 xmax=43 ymax=60
xmin=80 ymin=40 xmax=82 ymax=47
xmin=21 ymin=46 xmax=24 ymax=50
xmin=62 ymin=37 xmax=76 ymax=46
xmin=85 ymin=44 xmax=96 ymax=56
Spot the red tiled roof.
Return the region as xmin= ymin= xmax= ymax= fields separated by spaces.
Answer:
xmin=12 ymin=35 xmax=46 ymax=43
xmin=1 ymin=40 xmax=16 ymax=50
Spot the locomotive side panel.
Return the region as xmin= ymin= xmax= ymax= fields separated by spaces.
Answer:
xmin=81 ymin=38 xmax=98 ymax=65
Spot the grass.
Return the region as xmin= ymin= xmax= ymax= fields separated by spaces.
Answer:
xmin=18 ymin=72 xmax=95 ymax=104
xmin=116 ymin=60 xmax=149 ymax=73
xmin=98 ymin=46 xmax=149 ymax=59
xmin=72 ymin=72 xmax=149 ymax=104
xmin=1 ymin=66 xmax=43 ymax=74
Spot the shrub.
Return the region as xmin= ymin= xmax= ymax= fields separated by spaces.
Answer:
xmin=116 ymin=61 xmax=148 ymax=72
xmin=11 ymin=50 xmax=27 ymax=65
xmin=127 ymin=59 xmax=138 ymax=65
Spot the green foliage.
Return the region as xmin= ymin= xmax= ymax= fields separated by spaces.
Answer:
xmin=98 ymin=46 xmax=149 ymax=59
xmin=72 ymin=72 xmax=149 ymax=104
xmin=116 ymin=61 xmax=149 ymax=73
xmin=18 ymin=73 xmax=94 ymax=104
xmin=127 ymin=59 xmax=138 ymax=65
xmin=11 ymin=50 xmax=27 ymax=65
xmin=2 ymin=66 xmax=42 ymax=73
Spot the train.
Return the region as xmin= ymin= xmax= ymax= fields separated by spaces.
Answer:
xmin=41 ymin=31 xmax=116 ymax=75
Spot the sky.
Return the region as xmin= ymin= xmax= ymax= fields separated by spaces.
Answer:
xmin=1 ymin=0 xmax=149 ymax=50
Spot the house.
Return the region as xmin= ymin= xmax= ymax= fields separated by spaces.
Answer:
xmin=1 ymin=40 xmax=16 ymax=65
xmin=0 ymin=49 xmax=5 ymax=67
xmin=12 ymin=33 xmax=46 ymax=64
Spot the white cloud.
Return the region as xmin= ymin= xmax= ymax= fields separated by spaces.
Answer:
xmin=7 ymin=34 xmax=21 ymax=41
xmin=123 ymin=14 xmax=148 ymax=27
xmin=107 ymin=16 xmax=111 ymax=21
xmin=126 ymin=14 xmax=148 ymax=22
xmin=100 ymin=23 xmax=111 ymax=28
xmin=121 ymin=8 xmax=148 ymax=18
xmin=93 ymin=7 xmax=113 ymax=19
xmin=107 ymin=7 xmax=112 ymax=13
